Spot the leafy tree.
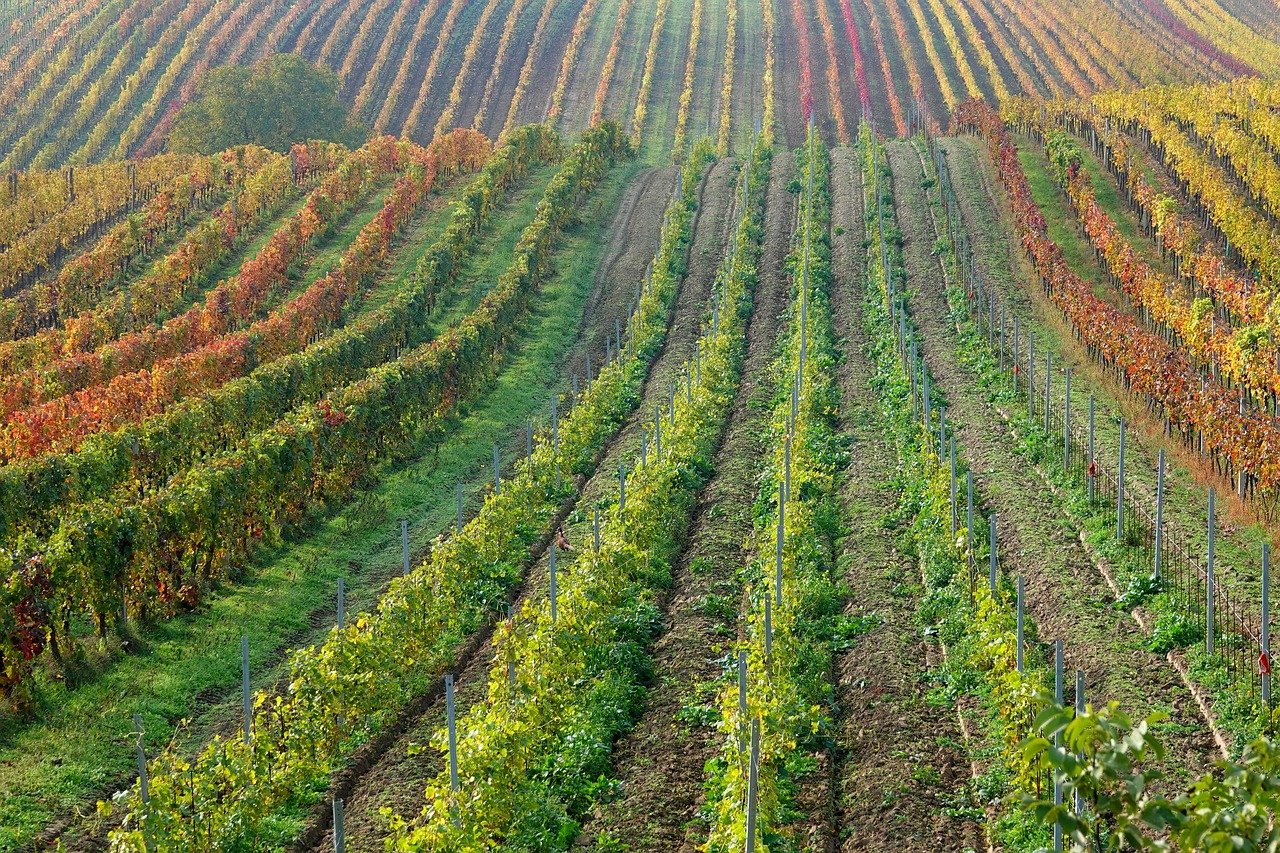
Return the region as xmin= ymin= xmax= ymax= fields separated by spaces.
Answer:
xmin=168 ymin=54 xmax=367 ymax=154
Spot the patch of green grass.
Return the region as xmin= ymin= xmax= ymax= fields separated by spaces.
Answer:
xmin=0 ymin=159 xmax=645 ymax=852
xmin=1014 ymin=139 xmax=1105 ymax=294
xmin=1074 ymin=142 xmax=1171 ymax=274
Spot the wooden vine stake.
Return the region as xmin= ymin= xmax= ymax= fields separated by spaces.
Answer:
xmin=241 ymin=637 xmax=251 ymax=744
xmin=401 ymin=518 xmax=410 ymax=576
xmin=446 ymin=673 xmax=460 ymax=826
xmin=744 ymin=718 xmax=761 ymax=852
xmin=1207 ymin=488 xmax=1216 ymax=657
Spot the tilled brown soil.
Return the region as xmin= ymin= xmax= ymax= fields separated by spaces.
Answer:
xmin=306 ymin=160 xmax=741 ymax=851
xmin=885 ymin=139 xmax=1218 ymax=792
xmin=574 ymin=152 xmax=796 ymax=852
xmin=773 ymin=0 xmax=809 ymax=147
xmin=828 ymin=145 xmax=983 ymax=852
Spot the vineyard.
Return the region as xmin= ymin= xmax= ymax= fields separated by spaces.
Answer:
xmin=3 ymin=0 xmax=1280 ymax=850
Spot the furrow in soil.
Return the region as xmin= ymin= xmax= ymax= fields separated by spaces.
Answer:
xmin=573 ymin=149 xmax=796 ymax=852
xmin=828 ymin=145 xmax=983 ymax=852
xmin=307 ymin=160 xmax=740 ymax=852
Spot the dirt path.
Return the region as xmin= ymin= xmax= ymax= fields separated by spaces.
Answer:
xmin=828 ymin=145 xmax=983 ymax=851
xmin=573 ymin=152 xmax=794 ymax=852
xmin=306 ymin=161 xmax=742 ymax=852
xmin=885 ymin=139 xmax=1217 ymax=792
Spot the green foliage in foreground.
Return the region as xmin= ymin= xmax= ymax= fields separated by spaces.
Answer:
xmin=1022 ymin=703 xmax=1280 ymax=852
xmin=169 ymin=54 xmax=367 ymax=154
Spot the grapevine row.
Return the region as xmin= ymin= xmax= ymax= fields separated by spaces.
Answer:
xmin=862 ymin=125 xmax=1048 ymax=842
xmin=0 ymin=0 xmax=141 ymax=147
xmin=0 ymin=143 xmax=337 ymax=381
xmin=349 ymin=0 xmax=413 ymax=120
xmin=1047 ymin=135 xmax=1280 ymax=402
xmin=951 ymin=0 xmax=1041 ymax=98
xmin=898 ymin=0 xmax=961 ymax=108
xmin=760 ymin=0 xmax=777 ymax=144
xmin=0 ymin=135 xmax=474 ymax=461
xmin=389 ymin=142 xmax=757 ymax=850
xmin=671 ymin=0 xmax=705 ymax=156
xmin=876 ymin=0 xmax=924 ymax=108
xmin=499 ymin=0 xmax=559 ymax=138
xmin=469 ymin=0 xmax=534 ymax=134
xmin=954 ymin=100 xmax=1280 ymax=503
xmin=629 ymin=0 xmax=671 ymax=145
xmin=814 ymin=0 xmax=850 ymax=141
xmin=590 ymin=0 xmax=637 ymax=127
xmin=0 ymin=153 xmax=209 ymax=296
xmin=1088 ymin=91 xmax=1280 ymax=289
xmin=546 ymin=0 xmax=602 ymax=122
xmin=0 ymin=144 xmax=380 ymax=430
xmin=707 ymin=129 xmax=842 ymax=848
xmin=921 ymin=0 xmax=986 ymax=101
xmin=715 ymin=0 xmax=736 ymax=153
xmin=0 ymin=130 xmax=547 ymax=568
xmin=401 ymin=0 xmax=468 ymax=138
xmin=0 ymin=125 xmax=615 ymax=707
xmin=859 ymin=0 xmax=907 ymax=134
xmin=787 ymin=0 xmax=814 ymax=124
xmin=1161 ymin=0 xmax=1280 ymax=75
xmin=105 ymin=123 xmax=650 ymax=849
xmin=432 ymin=0 xmax=507 ymax=139
xmin=836 ymin=0 xmax=872 ymax=122
xmin=370 ymin=0 xmax=445 ymax=133
xmin=0 ymin=148 xmax=291 ymax=347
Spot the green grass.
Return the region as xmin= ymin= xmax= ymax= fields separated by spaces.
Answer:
xmin=638 ymin=0 xmax=693 ymax=161
xmin=1014 ymin=138 xmax=1105 ymax=294
xmin=354 ymin=170 xmax=523 ymax=317
xmin=0 ymin=159 xmax=644 ymax=852
xmin=432 ymin=163 xmax=561 ymax=328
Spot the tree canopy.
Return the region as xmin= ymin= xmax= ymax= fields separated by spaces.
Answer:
xmin=168 ymin=54 xmax=367 ymax=154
